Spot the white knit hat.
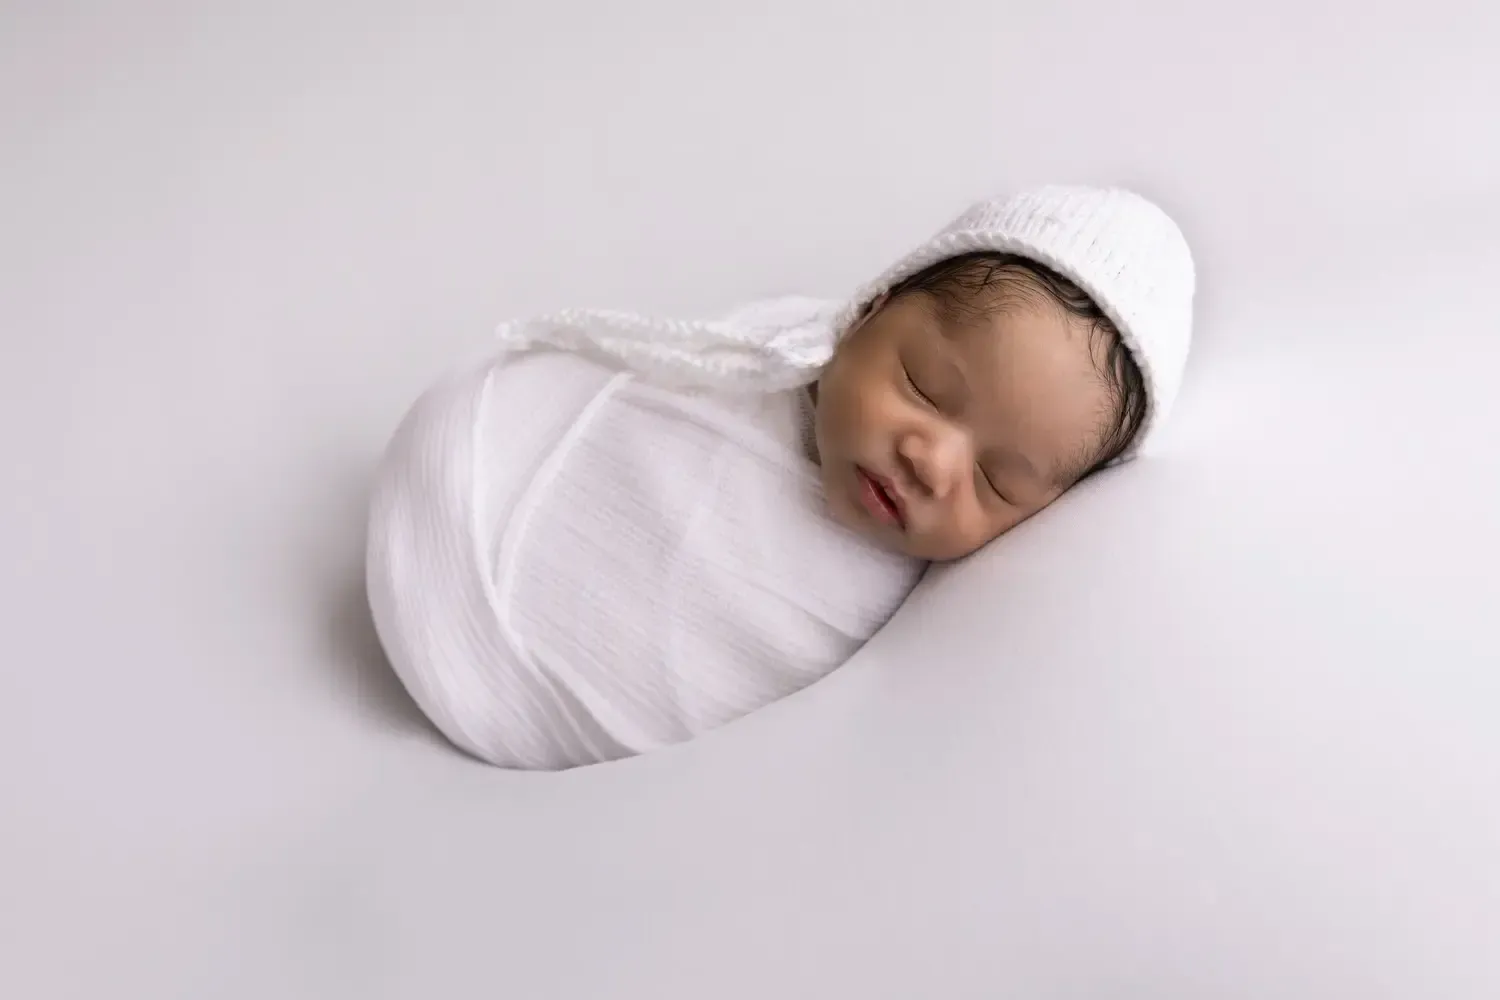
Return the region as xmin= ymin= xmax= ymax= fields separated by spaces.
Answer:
xmin=832 ymin=185 xmax=1196 ymax=460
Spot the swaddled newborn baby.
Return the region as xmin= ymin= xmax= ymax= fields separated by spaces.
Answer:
xmin=367 ymin=185 xmax=1195 ymax=769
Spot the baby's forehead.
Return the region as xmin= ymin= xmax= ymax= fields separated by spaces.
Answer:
xmin=949 ymin=298 xmax=1099 ymax=380
xmin=913 ymin=280 xmax=1096 ymax=360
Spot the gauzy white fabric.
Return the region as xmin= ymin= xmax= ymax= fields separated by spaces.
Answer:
xmin=367 ymin=184 xmax=1196 ymax=769
xmin=367 ymin=349 xmax=924 ymax=769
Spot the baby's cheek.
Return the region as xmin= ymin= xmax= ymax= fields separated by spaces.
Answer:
xmin=847 ymin=375 xmax=897 ymax=434
xmin=938 ymin=502 xmax=1011 ymax=560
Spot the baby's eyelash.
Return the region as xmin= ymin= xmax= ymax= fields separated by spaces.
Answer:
xmin=903 ymin=368 xmax=934 ymax=406
xmin=978 ymin=466 xmax=1011 ymax=505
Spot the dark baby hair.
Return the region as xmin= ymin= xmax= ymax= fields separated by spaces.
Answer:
xmin=884 ymin=251 xmax=1148 ymax=483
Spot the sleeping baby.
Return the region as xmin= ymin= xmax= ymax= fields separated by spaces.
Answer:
xmin=366 ymin=185 xmax=1195 ymax=769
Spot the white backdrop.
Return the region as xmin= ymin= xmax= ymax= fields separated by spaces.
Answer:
xmin=3 ymin=2 xmax=1498 ymax=997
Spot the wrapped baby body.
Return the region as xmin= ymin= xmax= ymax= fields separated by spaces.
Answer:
xmin=366 ymin=345 xmax=924 ymax=769
xmin=366 ymin=185 xmax=1195 ymax=769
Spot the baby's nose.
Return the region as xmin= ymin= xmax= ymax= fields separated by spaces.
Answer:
xmin=901 ymin=426 xmax=967 ymax=499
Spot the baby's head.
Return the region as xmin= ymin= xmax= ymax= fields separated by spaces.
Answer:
xmin=813 ymin=186 xmax=1194 ymax=561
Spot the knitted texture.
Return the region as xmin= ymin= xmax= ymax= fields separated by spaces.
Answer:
xmin=494 ymin=185 xmax=1195 ymax=457
xmin=494 ymin=296 xmax=847 ymax=395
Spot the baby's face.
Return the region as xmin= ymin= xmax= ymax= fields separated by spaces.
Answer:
xmin=813 ymin=286 xmax=1113 ymax=561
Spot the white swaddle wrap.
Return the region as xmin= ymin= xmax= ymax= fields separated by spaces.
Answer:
xmin=366 ymin=186 xmax=1196 ymax=768
xmin=367 ymin=342 xmax=923 ymax=769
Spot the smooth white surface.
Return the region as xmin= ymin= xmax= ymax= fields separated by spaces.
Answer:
xmin=3 ymin=2 xmax=1498 ymax=996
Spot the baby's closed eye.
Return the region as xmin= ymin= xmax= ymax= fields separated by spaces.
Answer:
xmin=976 ymin=465 xmax=1011 ymax=504
xmin=902 ymin=366 xmax=936 ymax=407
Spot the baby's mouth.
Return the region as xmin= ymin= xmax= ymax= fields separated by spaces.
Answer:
xmin=856 ymin=466 xmax=905 ymax=529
